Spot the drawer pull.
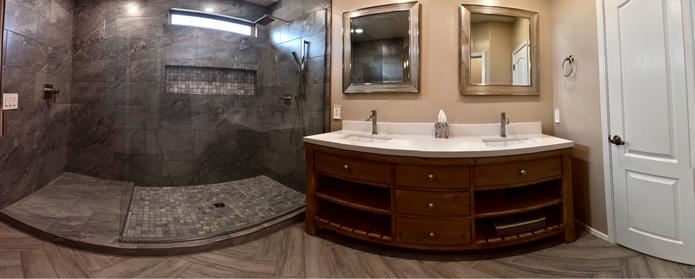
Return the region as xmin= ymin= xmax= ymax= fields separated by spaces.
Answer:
xmin=428 ymin=232 xmax=437 ymax=238
xmin=427 ymin=174 xmax=435 ymax=180
xmin=427 ymin=202 xmax=435 ymax=208
xmin=344 ymin=164 xmax=350 ymax=170
xmin=519 ymin=169 xmax=528 ymax=176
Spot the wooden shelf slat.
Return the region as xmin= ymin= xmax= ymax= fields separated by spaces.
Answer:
xmin=475 ymin=197 xmax=563 ymax=218
xmin=315 ymin=205 xmax=393 ymax=242
xmin=475 ymin=223 xmax=565 ymax=247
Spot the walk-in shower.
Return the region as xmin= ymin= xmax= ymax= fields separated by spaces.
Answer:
xmin=0 ymin=0 xmax=329 ymax=248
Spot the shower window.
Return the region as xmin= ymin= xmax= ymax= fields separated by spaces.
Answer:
xmin=170 ymin=9 xmax=254 ymax=36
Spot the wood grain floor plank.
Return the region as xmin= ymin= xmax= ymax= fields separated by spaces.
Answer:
xmin=20 ymin=249 xmax=58 ymax=278
xmin=255 ymin=229 xmax=287 ymax=262
xmin=504 ymin=253 xmax=622 ymax=273
xmin=184 ymin=251 xmax=277 ymax=275
xmin=621 ymin=256 xmax=655 ymax=278
xmin=304 ymin=233 xmax=336 ymax=278
xmin=43 ymin=242 xmax=92 ymax=278
xmin=644 ymin=256 xmax=691 ymax=278
xmin=73 ymin=250 xmax=117 ymax=272
xmin=473 ymin=260 xmax=591 ymax=278
xmin=178 ymin=263 xmax=272 ymax=278
xmin=91 ymin=257 xmax=166 ymax=278
xmin=0 ymin=266 xmax=23 ymax=278
xmin=391 ymin=259 xmax=444 ymax=278
xmin=134 ymin=258 xmax=193 ymax=278
xmin=328 ymin=245 xmax=369 ymax=278
xmin=420 ymin=261 xmax=495 ymax=278
xmin=0 ymin=252 xmax=22 ymax=278
xmin=356 ymin=252 xmax=399 ymax=278
xmin=275 ymin=225 xmax=305 ymax=277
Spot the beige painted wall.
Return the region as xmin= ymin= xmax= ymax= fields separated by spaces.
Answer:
xmin=331 ymin=0 xmax=555 ymax=133
xmin=551 ymin=0 xmax=607 ymax=233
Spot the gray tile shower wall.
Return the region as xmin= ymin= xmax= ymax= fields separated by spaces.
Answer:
xmin=0 ymin=0 xmax=74 ymax=208
xmin=67 ymin=0 xmax=329 ymax=190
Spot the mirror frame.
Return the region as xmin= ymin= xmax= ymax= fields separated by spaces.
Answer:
xmin=460 ymin=5 xmax=540 ymax=96
xmin=343 ymin=2 xmax=420 ymax=94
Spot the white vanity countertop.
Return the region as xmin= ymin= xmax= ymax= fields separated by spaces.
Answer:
xmin=303 ymin=121 xmax=574 ymax=158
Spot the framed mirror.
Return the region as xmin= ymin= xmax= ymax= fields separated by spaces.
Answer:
xmin=343 ymin=2 xmax=420 ymax=94
xmin=460 ymin=5 xmax=539 ymax=96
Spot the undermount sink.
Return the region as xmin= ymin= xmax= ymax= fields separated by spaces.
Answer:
xmin=340 ymin=134 xmax=393 ymax=143
xmin=482 ymin=136 xmax=533 ymax=147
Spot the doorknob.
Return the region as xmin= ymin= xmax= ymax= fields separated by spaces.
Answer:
xmin=609 ymin=135 xmax=626 ymax=146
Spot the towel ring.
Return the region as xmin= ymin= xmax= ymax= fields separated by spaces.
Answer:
xmin=562 ymin=55 xmax=576 ymax=77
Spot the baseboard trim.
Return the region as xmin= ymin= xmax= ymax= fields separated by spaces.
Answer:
xmin=576 ymin=220 xmax=611 ymax=242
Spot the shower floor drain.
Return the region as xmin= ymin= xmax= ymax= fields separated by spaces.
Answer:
xmin=213 ymin=203 xmax=226 ymax=208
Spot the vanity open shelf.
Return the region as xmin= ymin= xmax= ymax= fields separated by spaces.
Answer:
xmin=474 ymin=205 xmax=564 ymax=247
xmin=474 ymin=180 xmax=563 ymax=218
xmin=315 ymin=201 xmax=393 ymax=242
xmin=314 ymin=175 xmax=392 ymax=215
xmin=305 ymin=143 xmax=575 ymax=251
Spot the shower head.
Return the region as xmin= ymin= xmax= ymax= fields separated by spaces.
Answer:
xmin=254 ymin=14 xmax=291 ymax=25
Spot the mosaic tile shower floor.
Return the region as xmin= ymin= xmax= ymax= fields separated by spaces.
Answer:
xmin=119 ymin=176 xmax=305 ymax=243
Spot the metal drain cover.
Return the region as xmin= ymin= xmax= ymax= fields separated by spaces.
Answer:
xmin=213 ymin=202 xmax=226 ymax=208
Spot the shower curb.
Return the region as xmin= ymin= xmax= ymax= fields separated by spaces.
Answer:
xmin=0 ymin=208 xmax=305 ymax=256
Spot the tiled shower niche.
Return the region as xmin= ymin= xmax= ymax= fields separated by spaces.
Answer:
xmin=166 ymin=66 xmax=257 ymax=96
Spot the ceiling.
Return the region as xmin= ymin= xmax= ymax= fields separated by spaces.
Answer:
xmin=242 ymin=0 xmax=279 ymax=7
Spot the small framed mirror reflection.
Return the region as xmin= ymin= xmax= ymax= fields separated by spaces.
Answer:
xmin=460 ymin=5 xmax=539 ymax=96
xmin=343 ymin=2 xmax=420 ymax=94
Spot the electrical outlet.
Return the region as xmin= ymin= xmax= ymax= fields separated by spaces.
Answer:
xmin=2 ymin=93 xmax=18 ymax=111
xmin=332 ymin=105 xmax=341 ymax=120
xmin=554 ymin=108 xmax=561 ymax=124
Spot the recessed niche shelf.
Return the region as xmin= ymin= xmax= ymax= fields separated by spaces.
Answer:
xmin=165 ymin=65 xmax=256 ymax=96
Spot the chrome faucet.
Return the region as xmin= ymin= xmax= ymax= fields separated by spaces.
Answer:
xmin=500 ymin=112 xmax=510 ymax=137
xmin=366 ymin=110 xmax=378 ymax=135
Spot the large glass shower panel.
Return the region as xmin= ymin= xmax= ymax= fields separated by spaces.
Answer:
xmin=259 ymin=0 xmax=330 ymax=192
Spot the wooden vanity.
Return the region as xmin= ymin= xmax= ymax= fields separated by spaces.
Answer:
xmin=304 ymin=143 xmax=575 ymax=250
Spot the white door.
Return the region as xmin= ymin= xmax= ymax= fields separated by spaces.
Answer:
xmin=605 ymin=0 xmax=695 ymax=264
xmin=512 ymin=43 xmax=530 ymax=86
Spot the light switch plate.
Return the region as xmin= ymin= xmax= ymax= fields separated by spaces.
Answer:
xmin=2 ymin=93 xmax=18 ymax=111
xmin=554 ymin=108 xmax=561 ymax=124
xmin=332 ymin=105 xmax=341 ymax=120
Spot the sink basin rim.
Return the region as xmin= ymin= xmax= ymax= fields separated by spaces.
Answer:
xmin=339 ymin=133 xmax=394 ymax=142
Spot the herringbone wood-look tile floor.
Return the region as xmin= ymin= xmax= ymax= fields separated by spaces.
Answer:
xmin=1 ymin=221 xmax=693 ymax=278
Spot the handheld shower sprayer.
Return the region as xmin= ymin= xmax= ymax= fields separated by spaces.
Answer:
xmin=291 ymin=40 xmax=310 ymax=73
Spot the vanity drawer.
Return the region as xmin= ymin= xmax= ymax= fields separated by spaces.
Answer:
xmin=474 ymin=156 xmax=562 ymax=188
xmin=396 ymin=217 xmax=471 ymax=246
xmin=395 ymin=165 xmax=470 ymax=189
xmin=395 ymin=190 xmax=470 ymax=216
xmin=314 ymin=152 xmax=391 ymax=185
